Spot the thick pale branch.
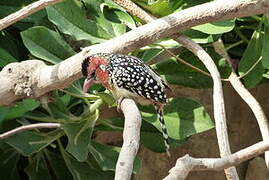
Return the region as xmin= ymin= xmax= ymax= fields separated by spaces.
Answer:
xmin=115 ymin=98 xmax=141 ymax=180
xmin=164 ymin=141 xmax=269 ymax=180
xmin=1 ymin=0 xmax=269 ymax=106
xmin=0 ymin=123 xmax=61 ymax=140
xmin=0 ymin=0 xmax=64 ymax=31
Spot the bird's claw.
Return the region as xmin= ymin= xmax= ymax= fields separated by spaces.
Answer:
xmin=117 ymin=97 xmax=124 ymax=112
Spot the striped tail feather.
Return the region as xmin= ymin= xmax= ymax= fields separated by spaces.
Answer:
xmin=156 ymin=108 xmax=170 ymax=156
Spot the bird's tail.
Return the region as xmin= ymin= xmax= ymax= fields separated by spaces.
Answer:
xmin=156 ymin=108 xmax=170 ymax=156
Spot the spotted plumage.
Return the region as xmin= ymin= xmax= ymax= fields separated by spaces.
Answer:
xmin=82 ymin=53 xmax=171 ymax=156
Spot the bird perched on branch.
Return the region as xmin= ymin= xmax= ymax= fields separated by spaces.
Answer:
xmin=82 ymin=53 xmax=171 ymax=156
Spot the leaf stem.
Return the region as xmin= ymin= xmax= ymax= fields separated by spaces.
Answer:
xmin=153 ymin=43 xmax=212 ymax=77
xmin=226 ymin=40 xmax=244 ymax=50
xmin=234 ymin=27 xmax=249 ymax=43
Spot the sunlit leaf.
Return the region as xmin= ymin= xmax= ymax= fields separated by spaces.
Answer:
xmin=239 ymin=31 xmax=264 ymax=88
xmin=89 ymin=141 xmax=140 ymax=173
xmin=192 ymin=20 xmax=235 ymax=35
xmin=3 ymin=99 xmax=40 ymax=121
xmin=261 ymin=16 xmax=269 ymax=69
xmin=61 ymin=146 xmax=114 ymax=180
xmin=5 ymin=130 xmax=62 ymax=156
xmin=140 ymin=97 xmax=214 ymax=140
xmin=46 ymin=0 xmax=108 ymax=43
xmin=134 ymin=0 xmax=183 ymax=17
xmin=63 ymin=111 xmax=98 ymax=161
xmin=21 ymin=26 xmax=75 ymax=64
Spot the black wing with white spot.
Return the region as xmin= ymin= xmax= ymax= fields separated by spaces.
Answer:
xmin=106 ymin=58 xmax=167 ymax=104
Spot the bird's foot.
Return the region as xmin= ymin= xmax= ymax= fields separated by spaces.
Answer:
xmin=117 ymin=97 xmax=124 ymax=112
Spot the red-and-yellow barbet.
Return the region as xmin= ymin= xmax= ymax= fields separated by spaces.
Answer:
xmin=82 ymin=53 xmax=171 ymax=156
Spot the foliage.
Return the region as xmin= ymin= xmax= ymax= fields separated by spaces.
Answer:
xmin=0 ymin=0 xmax=268 ymax=179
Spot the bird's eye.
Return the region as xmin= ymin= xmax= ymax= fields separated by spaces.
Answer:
xmin=99 ymin=64 xmax=106 ymax=71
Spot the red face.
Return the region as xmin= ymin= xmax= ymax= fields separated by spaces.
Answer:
xmin=83 ymin=56 xmax=110 ymax=92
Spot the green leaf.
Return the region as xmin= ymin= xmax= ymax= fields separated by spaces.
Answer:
xmin=134 ymin=0 xmax=183 ymax=17
xmin=141 ymin=48 xmax=164 ymax=63
xmin=25 ymin=153 xmax=52 ymax=180
xmin=183 ymin=29 xmax=219 ymax=44
xmin=83 ymin=0 xmax=127 ymax=38
xmin=5 ymin=130 xmax=62 ymax=156
xmin=95 ymin=117 xmax=124 ymax=132
xmin=261 ymin=17 xmax=269 ymax=68
xmin=45 ymin=150 xmax=73 ymax=179
xmin=192 ymin=20 xmax=235 ymax=35
xmin=63 ymin=122 xmax=92 ymax=162
xmin=89 ymin=141 xmax=140 ymax=173
xmin=21 ymin=26 xmax=75 ymax=64
xmin=0 ymin=31 xmax=22 ymax=60
xmin=141 ymin=131 xmax=164 ymax=152
xmin=46 ymin=0 xmax=108 ymax=43
xmin=140 ymin=97 xmax=214 ymax=140
xmin=151 ymin=47 xmax=230 ymax=88
xmin=102 ymin=1 xmax=136 ymax=29
xmin=182 ymin=0 xmax=211 ymax=8
xmin=0 ymin=48 xmax=17 ymax=67
xmin=60 ymin=93 xmax=71 ymax=107
xmin=0 ymin=106 xmax=9 ymax=126
xmin=239 ymin=31 xmax=264 ymax=88
xmin=0 ymin=148 xmax=20 ymax=180
xmin=96 ymin=92 xmax=115 ymax=106
xmin=141 ymin=131 xmax=184 ymax=152
xmin=3 ymin=99 xmax=40 ymax=120
xmin=60 ymin=146 xmax=114 ymax=180
xmin=63 ymin=111 xmax=98 ymax=161
xmin=152 ymin=59 xmax=211 ymax=88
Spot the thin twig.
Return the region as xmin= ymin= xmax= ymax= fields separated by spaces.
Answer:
xmin=238 ymin=56 xmax=262 ymax=79
xmin=153 ymin=44 xmax=211 ymax=77
xmin=0 ymin=0 xmax=64 ymax=31
xmin=163 ymin=141 xmax=269 ymax=180
xmin=115 ymin=98 xmax=142 ymax=180
xmin=0 ymin=123 xmax=61 ymax=140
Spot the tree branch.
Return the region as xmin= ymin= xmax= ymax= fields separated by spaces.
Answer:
xmin=229 ymin=73 xmax=269 ymax=169
xmin=113 ymin=0 xmax=154 ymax=23
xmin=115 ymin=98 xmax=142 ymax=180
xmin=112 ymin=0 xmax=238 ymax=178
xmin=163 ymin=140 xmax=269 ymax=180
xmin=1 ymin=0 xmax=269 ymax=106
xmin=173 ymin=35 xmax=238 ymax=179
xmin=0 ymin=0 xmax=64 ymax=31
xmin=213 ymin=39 xmax=269 ymax=169
xmin=0 ymin=123 xmax=61 ymax=140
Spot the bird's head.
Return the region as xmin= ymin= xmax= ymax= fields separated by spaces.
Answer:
xmin=81 ymin=53 xmax=110 ymax=92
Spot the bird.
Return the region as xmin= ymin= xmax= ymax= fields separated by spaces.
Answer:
xmin=81 ymin=53 xmax=171 ymax=156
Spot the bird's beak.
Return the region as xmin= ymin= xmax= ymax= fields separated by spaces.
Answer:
xmin=83 ymin=77 xmax=94 ymax=92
